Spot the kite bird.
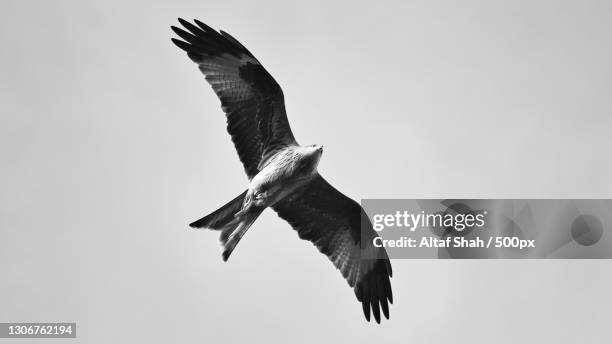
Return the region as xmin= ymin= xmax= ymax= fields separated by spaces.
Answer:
xmin=171 ymin=18 xmax=393 ymax=323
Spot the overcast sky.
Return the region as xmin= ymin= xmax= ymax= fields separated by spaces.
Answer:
xmin=1 ymin=0 xmax=611 ymax=343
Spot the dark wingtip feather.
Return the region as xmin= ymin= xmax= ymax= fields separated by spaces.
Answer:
xmin=362 ymin=300 xmax=371 ymax=322
xmin=171 ymin=26 xmax=198 ymax=45
xmin=194 ymin=19 xmax=215 ymax=32
xmin=171 ymin=38 xmax=191 ymax=52
xmin=170 ymin=25 xmax=185 ymax=36
xmin=354 ymin=259 xmax=393 ymax=324
xmin=177 ymin=17 xmax=190 ymax=27
xmin=371 ymin=296 xmax=381 ymax=324
xmin=177 ymin=18 xmax=208 ymax=37
xmin=381 ymin=299 xmax=389 ymax=320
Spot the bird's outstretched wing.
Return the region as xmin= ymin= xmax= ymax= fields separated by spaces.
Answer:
xmin=272 ymin=175 xmax=393 ymax=323
xmin=171 ymin=19 xmax=297 ymax=178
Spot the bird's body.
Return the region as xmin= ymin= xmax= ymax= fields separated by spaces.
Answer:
xmin=246 ymin=145 xmax=323 ymax=209
xmin=171 ymin=18 xmax=393 ymax=323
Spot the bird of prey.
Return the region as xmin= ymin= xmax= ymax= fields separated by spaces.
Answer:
xmin=171 ymin=18 xmax=393 ymax=323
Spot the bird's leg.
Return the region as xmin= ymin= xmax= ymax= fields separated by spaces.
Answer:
xmin=235 ymin=189 xmax=267 ymax=218
xmin=253 ymin=191 xmax=268 ymax=206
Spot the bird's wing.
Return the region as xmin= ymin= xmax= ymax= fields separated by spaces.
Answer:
xmin=272 ymin=175 xmax=393 ymax=323
xmin=171 ymin=19 xmax=297 ymax=178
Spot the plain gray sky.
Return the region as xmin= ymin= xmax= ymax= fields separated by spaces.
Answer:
xmin=1 ymin=0 xmax=611 ymax=342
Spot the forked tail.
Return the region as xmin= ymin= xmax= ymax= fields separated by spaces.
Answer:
xmin=189 ymin=190 xmax=263 ymax=261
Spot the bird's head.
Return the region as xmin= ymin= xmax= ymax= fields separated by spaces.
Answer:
xmin=293 ymin=144 xmax=323 ymax=178
xmin=306 ymin=144 xmax=324 ymax=157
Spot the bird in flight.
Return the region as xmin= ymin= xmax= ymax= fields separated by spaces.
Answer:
xmin=171 ymin=18 xmax=393 ymax=323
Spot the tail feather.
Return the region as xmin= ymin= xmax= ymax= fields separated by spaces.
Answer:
xmin=189 ymin=190 xmax=247 ymax=229
xmin=190 ymin=190 xmax=263 ymax=261
xmin=221 ymin=209 xmax=263 ymax=261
